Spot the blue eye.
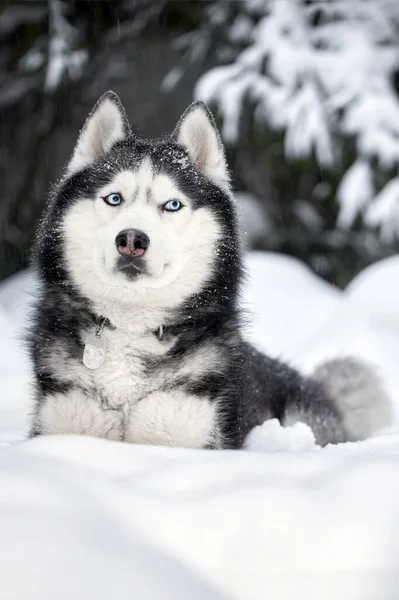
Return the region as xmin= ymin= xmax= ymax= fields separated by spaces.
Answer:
xmin=103 ymin=193 xmax=122 ymax=206
xmin=163 ymin=199 xmax=183 ymax=212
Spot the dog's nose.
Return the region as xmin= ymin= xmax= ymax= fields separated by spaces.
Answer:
xmin=115 ymin=229 xmax=150 ymax=257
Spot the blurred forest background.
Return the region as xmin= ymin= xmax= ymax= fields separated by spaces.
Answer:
xmin=1 ymin=0 xmax=399 ymax=286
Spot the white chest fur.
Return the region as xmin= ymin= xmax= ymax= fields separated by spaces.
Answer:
xmin=42 ymin=325 xmax=222 ymax=448
xmin=85 ymin=326 xmax=173 ymax=407
xmin=46 ymin=326 xmax=172 ymax=408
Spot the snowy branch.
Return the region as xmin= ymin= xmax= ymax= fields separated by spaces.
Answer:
xmin=193 ymin=0 xmax=399 ymax=240
xmin=45 ymin=0 xmax=87 ymax=92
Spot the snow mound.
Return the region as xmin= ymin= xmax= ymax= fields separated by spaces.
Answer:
xmin=2 ymin=434 xmax=399 ymax=600
xmin=244 ymin=418 xmax=320 ymax=452
xmin=242 ymin=251 xmax=341 ymax=359
xmin=2 ymin=251 xmax=399 ymax=599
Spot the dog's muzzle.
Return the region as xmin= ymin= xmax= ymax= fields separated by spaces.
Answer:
xmin=115 ymin=229 xmax=150 ymax=279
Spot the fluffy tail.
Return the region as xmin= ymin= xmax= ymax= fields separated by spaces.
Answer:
xmin=312 ymin=357 xmax=393 ymax=441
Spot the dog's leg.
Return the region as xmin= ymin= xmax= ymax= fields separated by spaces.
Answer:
xmin=31 ymin=389 xmax=123 ymax=440
xmin=124 ymin=389 xmax=219 ymax=448
xmin=281 ymin=377 xmax=346 ymax=446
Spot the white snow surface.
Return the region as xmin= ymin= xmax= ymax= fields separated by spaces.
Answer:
xmin=2 ymin=252 xmax=399 ymax=599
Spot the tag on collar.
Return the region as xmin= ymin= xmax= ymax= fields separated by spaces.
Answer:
xmin=83 ymin=319 xmax=107 ymax=370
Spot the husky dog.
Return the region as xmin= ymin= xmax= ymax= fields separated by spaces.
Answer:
xmin=29 ymin=91 xmax=392 ymax=448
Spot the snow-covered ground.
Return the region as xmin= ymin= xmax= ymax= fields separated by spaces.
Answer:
xmin=1 ymin=251 xmax=399 ymax=600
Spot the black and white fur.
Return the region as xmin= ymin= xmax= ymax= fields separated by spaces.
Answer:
xmin=28 ymin=91 xmax=392 ymax=448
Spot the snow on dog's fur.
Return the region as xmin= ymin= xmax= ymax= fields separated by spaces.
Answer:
xmin=28 ymin=91 xmax=393 ymax=447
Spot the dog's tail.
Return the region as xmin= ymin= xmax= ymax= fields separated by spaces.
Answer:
xmin=312 ymin=357 xmax=393 ymax=441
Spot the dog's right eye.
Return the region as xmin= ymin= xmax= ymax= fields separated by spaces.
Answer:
xmin=103 ymin=193 xmax=122 ymax=206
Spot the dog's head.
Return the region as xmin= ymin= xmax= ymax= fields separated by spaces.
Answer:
xmin=39 ymin=92 xmax=241 ymax=319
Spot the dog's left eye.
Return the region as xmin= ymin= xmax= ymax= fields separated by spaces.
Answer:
xmin=163 ymin=199 xmax=182 ymax=212
xmin=103 ymin=193 xmax=122 ymax=206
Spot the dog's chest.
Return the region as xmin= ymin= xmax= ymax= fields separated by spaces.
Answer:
xmin=83 ymin=327 xmax=173 ymax=407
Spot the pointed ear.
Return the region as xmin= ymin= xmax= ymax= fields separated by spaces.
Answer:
xmin=67 ymin=91 xmax=131 ymax=175
xmin=172 ymin=102 xmax=230 ymax=189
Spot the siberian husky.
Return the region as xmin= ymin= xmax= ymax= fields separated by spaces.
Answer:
xmin=29 ymin=91 xmax=392 ymax=448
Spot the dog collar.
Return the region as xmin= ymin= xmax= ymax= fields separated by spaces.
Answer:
xmin=94 ymin=316 xmax=164 ymax=340
xmin=83 ymin=317 xmax=165 ymax=370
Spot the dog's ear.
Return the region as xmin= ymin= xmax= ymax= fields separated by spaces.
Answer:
xmin=172 ymin=102 xmax=229 ymax=190
xmin=67 ymin=91 xmax=131 ymax=175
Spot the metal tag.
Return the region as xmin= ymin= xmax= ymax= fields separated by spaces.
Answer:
xmin=83 ymin=332 xmax=106 ymax=370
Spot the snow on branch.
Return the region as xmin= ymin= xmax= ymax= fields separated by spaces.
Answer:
xmin=45 ymin=0 xmax=87 ymax=92
xmin=196 ymin=0 xmax=336 ymax=164
xmin=364 ymin=177 xmax=399 ymax=243
xmin=194 ymin=0 xmax=399 ymax=240
xmin=337 ymin=160 xmax=374 ymax=229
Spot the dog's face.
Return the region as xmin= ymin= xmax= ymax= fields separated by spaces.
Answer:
xmin=41 ymin=92 xmax=239 ymax=317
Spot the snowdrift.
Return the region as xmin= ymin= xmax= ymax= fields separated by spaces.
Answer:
xmin=1 ymin=251 xmax=399 ymax=600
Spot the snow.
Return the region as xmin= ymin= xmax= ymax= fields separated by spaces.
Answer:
xmin=364 ymin=178 xmax=399 ymax=244
xmin=2 ymin=251 xmax=399 ymax=599
xmin=244 ymin=419 xmax=320 ymax=452
xmin=45 ymin=0 xmax=88 ymax=92
xmin=242 ymin=252 xmax=341 ymax=361
xmin=236 ymin=192 xmax=271 ymax=246
xmin=194 ymin=0 xmax=399 ymax=239
xmin=337 ymin=159 xmax=374 ymax=229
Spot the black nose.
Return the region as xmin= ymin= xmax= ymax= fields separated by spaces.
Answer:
xmin=115 ymin=229 xmax=150 ymax=257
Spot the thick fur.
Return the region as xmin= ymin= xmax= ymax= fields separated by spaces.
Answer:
xmin=313 ymin=358 xmax=393 ymax=441
xmin=28 ymin=92 xmax=392 ymax=448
